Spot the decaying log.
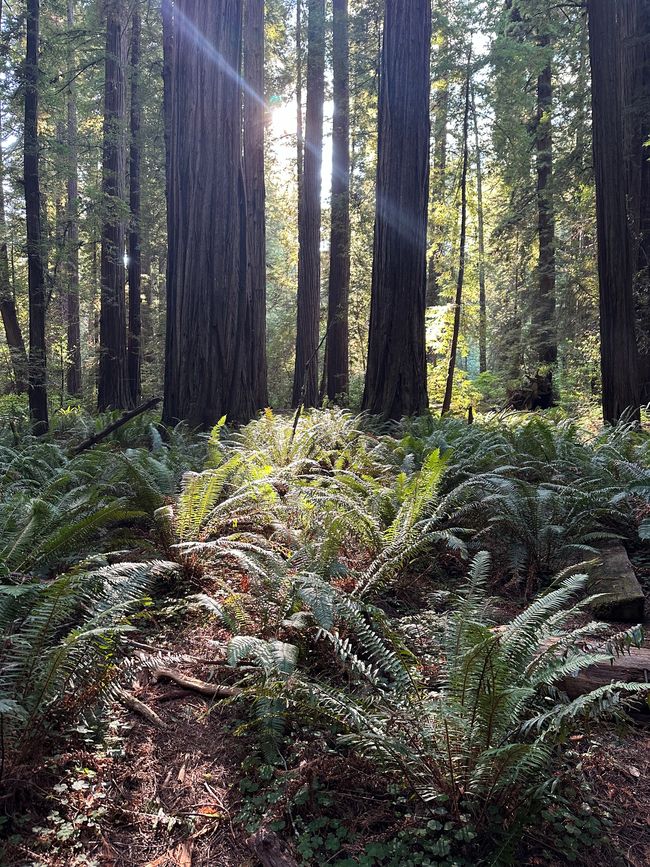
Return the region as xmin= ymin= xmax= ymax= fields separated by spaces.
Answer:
xmin=247 ymin=827 xmax=299 ymax=867
xmin=587 ymin=545 xmax=646 ymax=622
xmin=554 ymin=644 xmax=650 ymax=700
xmin=152 ymin=667 xmax=242 ymax=698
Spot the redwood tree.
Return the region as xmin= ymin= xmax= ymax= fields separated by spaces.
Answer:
xmin=98 ymin=0 xmax=129 ymax=411
xmin=292 ymin=0 xmax=325 ymax=408
xmin=0 ymin=0 xmax=26 ymax=393
xmin=162 ymin=0 xmax=249 ymax=428
xmin=25 ymin=0 xmax=48 ymax=433
xmin=362 ymin=0 xmax=431 ymax=419
xmin=588 ymin=0 xmax=640 ymax=423
xmin=243 ymin=0 xmax=268 ymax=411
xmin=324 ymin=0 xmax=351 ymax=403
xmin=65 ymin=0 xmax=81 ymax=396
xmin=127 ymin=3 xmax=142 ymax=404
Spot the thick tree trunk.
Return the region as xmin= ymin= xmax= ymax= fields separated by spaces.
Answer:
xmin=621 ymin=0 xmax=650 ymax=403
xmin=441 ymin=54 xmax=472 ymax=416
xmin=128 ymin=4 xmax=142 ymax=405
xmin=98 ymin=0 xmax=130 ymax=411
xmin=472 ymin=85 xmax=487 ymax=375
xmin=243 ymin=0 xmax=268 ymax=412
xmin=292 ymin=0 xmax=324 ymax=409
xmin=324 ymin=0 xmax=350 ymax=403
xmin=296 ymin=0 xmax=303 ymax=198
xmin=362 ymin=0 xmax=431 ymax=420
xmin=588 ymin=0 xmax=640 ymax=424
xmin=533 ymin=33 xmax=557 ymax=366
xmin=65 ymin=0 xmax=81 ymax=397
xmin=162 ymin=0 xmax=248 ymax=428
xmin=588 ymin=0 xmax=639 ymax=423
xmin=25 ymin=0 xmax=48 ymax=433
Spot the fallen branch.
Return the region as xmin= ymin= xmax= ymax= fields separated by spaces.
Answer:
xmin=116 ymin=688 xmax=167 ymax=729
xmin=71 ymin=397 xmax=162 ymax=455
xmin=153 ymin=668 xmax=242 ymax=698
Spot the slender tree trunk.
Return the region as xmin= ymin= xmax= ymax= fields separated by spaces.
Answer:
xmin=362 ymin=0 xmax=431 ymax=420
xmin=98 ymin=0 xmax=129 ymax=411
xmin=65 ymin=0 xmax=81 ymax=397
xmin=0 ymin=2 xmax=27 ymax=393
xmin=162 ymin=0 xmax=249 ymax=428
xmin=292 ymin=0 xmax=325 ymax=408
xmin=324 ymin=0 xmax=350 ymax=402
xmin=441 ymin=52 xmax=472 ymax=416
xmin=472 ymin=85 xmax=487 ymax=374
xmin=588 ymin=0 xmax=640 ymax=423
xmin=25 ymin=0 xmax=48 ymax=433
xmin=427 ymin=21 xmax=449 ymax=307
xmin=127 ymin=3 xmax=142 ymax=404
xmin=533 ymin=31 xmax=557 ymax=366
xmin=243 ymin=0 xmax=268 ymax=411
xmin=296 ymin=0 xmax=303 ymax=197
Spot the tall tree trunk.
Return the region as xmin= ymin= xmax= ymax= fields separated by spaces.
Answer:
xmin=441 ymin=52 xmax=471 ymax=416
xmin=0 ymin=1 xmax=27 ymax=393
xmin=532 ymin=32 xmax=557 ymax=366
xmin=427 ymin=19 xmax=449 ymax=307
xmin=588 ymin=0 xmax=640 ymax=423
xmin=296 ymin=0 xmax=303 ymax=197
xmin=25 ymin=0 xmax=48 ymax=433
xmin=65 ymin=0 xmax=81 ymax=397
xmin=127 ymin=3 xmax=142 ymax=404
xmin=292 ymin=0 xmax=325 ymax=408
xmin=98 ymin=0 xmax=129 ymax=411
xmin=243 ymin=0 xmax=268 ymax=411
xmin=622 ymin=0 xmax=650 ymax=402
xmin=324 ymin=0 xmax=350 ymax=402
xmin=472 ymin=85 xmax=487 ymax=374
xmin=162 ymin=0 xmax=248 ymax=428
xmin=362 ymin=0 xmax=431 ymax=420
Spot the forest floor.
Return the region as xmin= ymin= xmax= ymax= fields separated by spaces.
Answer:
xmin=8 ymin=606 xmax=650 ymax=867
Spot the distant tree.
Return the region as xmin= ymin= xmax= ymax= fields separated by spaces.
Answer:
xmin=98 ymin=0 xmax=129 ymax=411
xmin=243 ymin=0 xmax=269 ymax=411
xmin=25 ymin=0 xmax=48 ymax=432
xmin=588 ymin=0 xmax=640 ymax=423
xmin=65 ymin=0 xmax=81 ymax=397
xmin=162 ymin=0 xmax=250 ymax=427
xmin=292 ymin=0 xmax=325 ymax=408
xmin=127 ymin=3 xmax=142 ymax=404
xmin=324 ymin=0 xmax=351 ymax=402
xmin=0 ymin=0 xmax=27 ymax=394
xmin=442 ymin=53 xmax=472 ymax=416
xmin=362 ymin=0 xmax=431 ymax=419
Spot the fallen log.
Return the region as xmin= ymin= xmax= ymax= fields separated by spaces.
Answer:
xmin=71 ymin=396 xmax=161 ymax=455
xmin=555 ymin=644 xmax=650 ymax=700
xmin=587 ymin=545 xmax=645 ymax=622
xmin=152 ymin=667 xmax=242 ymax=698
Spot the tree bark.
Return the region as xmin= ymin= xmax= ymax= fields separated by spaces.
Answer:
xmin=588 ymin=0 xmax=640 ymax=424
xmin=324 ymin=0 xmax=350 ymax=402
xmin=127 ymin=3 xmax=142 ymax=405
xmin=296 ymin=0 xmax=303 ymax=198
xmin=25 ymin=0 xmax=48 ymax=433
xmin=65 ymin=0 xmax=82 ymax=397
xmin=363 ymin=0 xmax=431 ymax=420
xmin=532 ymin=30 xmax=557 ymax=366
xmin=162 ymin=0 xmax=249 ymax=428
xmin=0 ymin=1 xmax=27 ymax=393
xmin=292 ymin=0 xmax=325 ymax=409
xmin=243 ymin=0 xmax=269 ymax=412
xmin=472 ymin=85 xmax=487 ymax=375
xmin=441 ymin=53 xmax=472 ymax=416
xmin=98 ymin=0 xmax=130 ymax=411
